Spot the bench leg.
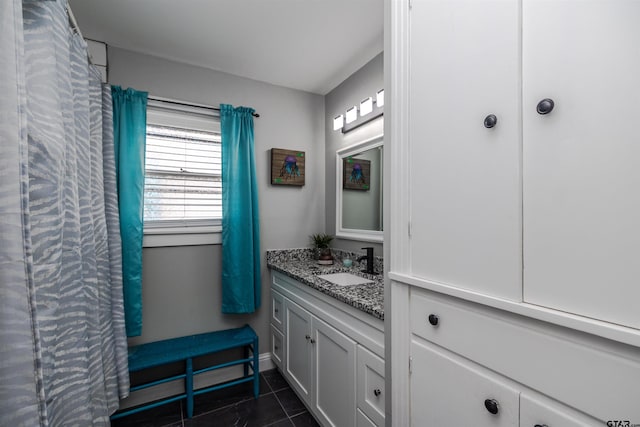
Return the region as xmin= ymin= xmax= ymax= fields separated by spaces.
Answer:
xmin=253 ymin=336 xmax=259 ymax=399
xmin=186 ymin=357 xmax=194 ymax=418
xmin=244 ymin=345 xmax=249 ymax=378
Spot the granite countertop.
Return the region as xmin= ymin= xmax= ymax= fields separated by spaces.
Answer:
xmin=266 ymin=249 xmax=384 ymax=320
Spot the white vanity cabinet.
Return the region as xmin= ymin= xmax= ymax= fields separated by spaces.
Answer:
xmin=270 ymin=271 xmax=385 ymax=427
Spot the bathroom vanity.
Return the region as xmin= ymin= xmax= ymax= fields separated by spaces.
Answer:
xmin=267 ymin=249 xmax=385 ymax=427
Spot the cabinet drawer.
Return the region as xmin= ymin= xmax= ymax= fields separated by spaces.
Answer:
xmin=410 ymin=288 xmax=640 ymax=421
xmin=410 ymin=339 xmax=520 ymax=427
xmin=271 ymin=290 xmax=284 ymax=331
xmin=357 ymin=408 xmax=377 ymax=427
xmin=521 ymin=392 xmax=600 ymax=427
xmin=270 ymin=325 xmax=284 ymax=369
xmin=357 ymin=345 xmax=385 ymax=426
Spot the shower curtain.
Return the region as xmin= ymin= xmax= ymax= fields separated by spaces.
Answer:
xmin=0 ymin=1 xmax=129 ymax=425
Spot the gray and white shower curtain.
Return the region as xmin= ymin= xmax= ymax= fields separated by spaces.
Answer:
xmin=0 ymin=0 xmax=129 ymax=425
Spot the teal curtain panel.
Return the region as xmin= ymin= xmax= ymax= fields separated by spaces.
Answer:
xmin=111 ymin=86 xmax=148 ymax=337
xmin=220 ymin=104 xmax=261 ymax=313
xmin=0 ymin=1 xmax=129 ymax=424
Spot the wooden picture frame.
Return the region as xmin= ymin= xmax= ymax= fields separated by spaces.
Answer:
xmin=343 ymin=157 xmax=371 ymax=191
xmin=271 ymin=148 xmax=305 ymax=186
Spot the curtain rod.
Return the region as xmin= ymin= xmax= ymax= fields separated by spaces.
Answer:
xmin=148 ymin=96 xmax=260 ymax=118
xmin=66 ymin=5 xmax=84 ymax=41
xmin=66 ymin=4 xmax=97 ymax=66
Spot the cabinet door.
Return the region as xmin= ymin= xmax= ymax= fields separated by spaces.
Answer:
xmin=271 ymin=290 xmax=284 ymax=331
xmin=357 ymin=345 xmax=385 ymax=427
xmin=270 ymin=325 xmax=284 ymax=370
xmin=523 ymin=0 xmax=640 ymax=329
xmin=313 ymin=317 xmax=357 ymax=427
xmin=408 ymin=0 xmax=522 ymax=301
xmin=284 ymin=299 xmax=312 ymax=402
xmin=410 ymin=338 xmax=519 ymax=427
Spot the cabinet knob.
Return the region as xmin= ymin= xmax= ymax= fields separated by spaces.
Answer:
xmin=484 ymin=114 xmax=498 ymax=128
xmin=428 ymin=314 xmax=439 ymax=326
xmin=274 ymin=345 xmax=279 ymax=350
xmin=305 ymin=334 xmax=311 ymax=341
xmin=373 ymin=388 xmax=382 ymax=397
xmin=310 ymin=338 xmax=316 ymax=344
xmin=484 ymin=399 xmax=499 ymax=415
xmin=536 ymin=98 xmax=555 ymax=115
xmin=274 ymin=308 xmax=279 ymax=313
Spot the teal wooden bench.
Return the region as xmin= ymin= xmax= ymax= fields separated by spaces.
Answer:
xmin=111 ymin=325 xmax=259 ymax=420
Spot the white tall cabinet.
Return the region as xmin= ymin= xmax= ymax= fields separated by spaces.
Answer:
xmin=387 ymin=0 xmax=640 ymax=425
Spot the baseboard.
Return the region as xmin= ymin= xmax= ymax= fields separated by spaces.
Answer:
xmin=119 ymin=352 xmax=275 ymax=410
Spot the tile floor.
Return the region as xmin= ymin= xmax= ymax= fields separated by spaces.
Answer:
xmin=111 ymin=369 xmax=320 ymax=427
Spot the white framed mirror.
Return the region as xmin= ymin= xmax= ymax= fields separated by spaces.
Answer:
xmin=336 ymin=134 xmax=384 ymax=242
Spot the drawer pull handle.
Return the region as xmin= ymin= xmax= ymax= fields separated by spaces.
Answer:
xmin=373 ymin=388 xmax=382 ymax=397
xmin=484 ymin=399 xmax=499 ymax=415
xmin=484 ymin=114 xmax=497 ymax=128
xmin=534 ymin=425 xmax=548 ymax=427
xmin=428 ymin=314 xmax=439 ymax=326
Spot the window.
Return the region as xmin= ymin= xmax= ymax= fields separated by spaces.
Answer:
xmin=143 ymin=99 xmax=222 ymax=246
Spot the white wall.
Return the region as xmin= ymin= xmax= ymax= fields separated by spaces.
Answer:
xmin=325 ymin=53 xmax=384 ymax=254
xmin=108 ymin=47 xmax=325 ymax=346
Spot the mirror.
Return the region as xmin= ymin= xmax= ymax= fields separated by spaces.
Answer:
xmin=336 ymin=134 xmax=383 ymax=242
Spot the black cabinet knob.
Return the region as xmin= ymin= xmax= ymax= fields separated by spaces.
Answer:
xmin=373 ymin=388 xmax=382 ymax=397
xmin=536 ymin=98 xmax=555 ymax=115
xmin=484 ymin=114 xmax=498 ymax=128
xmin=484 ymin=399 xmax=499 ymax=415
xmin=428 ymin=314 xmax=439 ymax=326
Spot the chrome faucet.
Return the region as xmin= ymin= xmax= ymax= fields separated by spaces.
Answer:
xmin=357 ymin=247 xmax=375 ymax=274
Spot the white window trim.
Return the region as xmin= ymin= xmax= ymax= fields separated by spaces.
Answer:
xmin=143 ymin=225 xmax=222 ymax=247
xmin=143 ymin=97 xmax=222 ymax=248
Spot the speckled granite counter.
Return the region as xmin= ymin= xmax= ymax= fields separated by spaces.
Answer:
xmin=266 ymin=248 xmax=384 ymax=320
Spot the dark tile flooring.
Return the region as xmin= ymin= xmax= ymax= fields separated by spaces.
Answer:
xmin=111 ymin=369 xmax=320 ymax=427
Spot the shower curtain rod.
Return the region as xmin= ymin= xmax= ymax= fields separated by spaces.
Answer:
xmin=66 ymin=5 xmax=84 ymax=41
xmin=148 ymin=96 xmax=260 ymax=118
xmin=66 ymin=4 xmax=97 ymax=67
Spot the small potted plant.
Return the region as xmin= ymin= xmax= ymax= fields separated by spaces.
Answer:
xmin=310 ymin=233 xmax=334 ymax=265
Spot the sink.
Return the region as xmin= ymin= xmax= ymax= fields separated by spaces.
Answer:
xmin=317 ymin=273 xmax=374 ymax=287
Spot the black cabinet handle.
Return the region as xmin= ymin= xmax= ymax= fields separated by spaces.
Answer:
xmin=373 ymin=389 xmax=382 ymax=397
xmin=428 ymin=314 xmax=439 ymax=326
xmin=534 ymin=425 xmax=548 ymax=427
xmin=484 ymin=399 xmax=499 ymax=415
xmin=310 ymin=338 xmax=316 ymax=344
xmin=484 ymin=114 xmax=497 ymax=128
xmin=305 ymin=335 xmax=311 ymax=341
xmin=536 ymin=98 xmax=555 ymax=115
xmin=274 ymin=308 xmax=279 ymax=313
